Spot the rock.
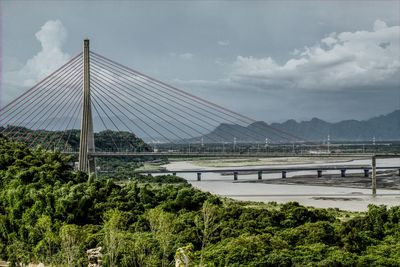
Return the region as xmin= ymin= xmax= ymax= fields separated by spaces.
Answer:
xmin=175 ymin=244 xmax=194 ymax=267
xmin=87 ymin=247 xmax=103 ymax=267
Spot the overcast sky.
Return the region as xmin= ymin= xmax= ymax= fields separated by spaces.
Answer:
xmin=1 ymin=0 xmax=399 ymax=123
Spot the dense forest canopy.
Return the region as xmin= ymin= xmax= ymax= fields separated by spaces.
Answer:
xmin=0 ymin=135 xmax=400 ymax=266
xmin=0 ymin=126 xmax=152 ymax=152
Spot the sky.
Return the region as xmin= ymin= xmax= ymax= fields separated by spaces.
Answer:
xmin=1 ymin=0 xmax=399 ymax=123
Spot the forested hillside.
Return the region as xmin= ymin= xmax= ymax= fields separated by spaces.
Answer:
xmin=0 ymin=127 xmax=152 ymax=152
xmin=0 ymin=135 xmax=400 ymax=266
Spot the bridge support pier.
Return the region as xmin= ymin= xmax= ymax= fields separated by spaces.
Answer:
xmin=372 ymin=156 xmax=377 ymax=196
xmin=317 ymin=170 xmax=322 ymax=178
xmin=258 ymin=171 xmax=262 ymax=180
xmin=172 ymin=172 xmax=176 ymax=176
xmin=282 ymin=171 xmax=286 ymax=179
xmin=340 ymin=169 xmax=346 ymax=177
xmin=234 ymin=171 xmax=238 ymax=181
xmin=197 ymin=172 xmax=201 ymax=181
xmin=363 ymin=169 xmax=369 ymax=177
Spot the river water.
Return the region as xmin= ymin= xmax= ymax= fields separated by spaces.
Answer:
xmin=159 ymin=158 xmax=400 ymax=211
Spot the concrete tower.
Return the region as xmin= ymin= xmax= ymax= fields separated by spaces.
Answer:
xmin=78 ymin=39 xmax=96 ymax=174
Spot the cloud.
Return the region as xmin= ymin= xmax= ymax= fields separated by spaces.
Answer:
xmin=217 ymin=40 xmax=230 ymax=46
xmin=178 ymin=53 xmax=194 ymax=60
xmin=3 ymin=20 xmax=70 ymax=101
xmin=214 ymin=57 xmax=225 ymax=66
xmin=170 ymin=52 xmax=194 ymax=60
xmin=231 ymin=20 xmax=400 ymax=91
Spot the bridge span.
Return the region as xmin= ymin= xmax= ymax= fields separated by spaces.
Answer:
xmin=63 ymin=151 xmax=400 ymax=159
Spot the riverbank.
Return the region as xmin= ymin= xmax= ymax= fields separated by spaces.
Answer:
xmin=190 ymin=156 xmax=360 ymax=168
xmin=246 ymin=170 xmax=400 ymax=190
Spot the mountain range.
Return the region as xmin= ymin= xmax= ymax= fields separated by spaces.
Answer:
xmin=199 ymin=110 xmax=400 ymax=142
xmin=7 ymin=110 xmax=399 ymax=143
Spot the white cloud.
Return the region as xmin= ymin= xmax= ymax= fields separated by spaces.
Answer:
xmin=178 ymin=53 xmax=194 ymax=60
xmin=4 ymin=20 xmax=71 ymax=101
xmin=231 ymin=20 xmax=400 ymax=91
xmin=215 ymin=57 xmax=228 ymax=66
xmin=217 ymin=40 xmax=230 ymax=46
xmin=373 ymin=19 xmax=388 ymax=31
xmin=169 ymin=52 xmax=194 ymax=61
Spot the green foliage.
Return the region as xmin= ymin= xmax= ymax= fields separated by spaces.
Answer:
xmin=0 ymin=127 xmax=152 ymax=152
xmin=102 ymin=209 xmax=126 ymax=267
xmin=59 ymin=224 xmax=83 ymax=267
xmin=133 ymin=174 xmax=188 ymax=184
xmin=1 ymin=135 xmax=400 ymax=266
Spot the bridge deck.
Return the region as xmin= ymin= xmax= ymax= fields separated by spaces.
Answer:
xmin=61 ymin=151 xmax=400 ymax=158
xmin=137 ymin=166 xmax=400 ymax=174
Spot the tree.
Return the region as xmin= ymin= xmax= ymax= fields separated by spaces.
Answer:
xmin=33 ymin=215 xmax=59 ymax=264
xmin=103 ymin=209 xmax=125 ymax=267
xmin=196 ymin=200 xmax=220 ymax=266
xmin=147 ymin=207 xmax=176 ymax=267
xmin=6 ymin=238 xmax=31 ymax=267
xmin=59 ymin=224 xmax=82 ymax=267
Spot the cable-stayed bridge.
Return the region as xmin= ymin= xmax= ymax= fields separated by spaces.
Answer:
xmin=0 ymin=39 xmax=332 ymax=173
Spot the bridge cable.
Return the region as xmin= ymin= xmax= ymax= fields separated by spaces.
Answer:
xmin=91 ymin=88 xmax=160 ymax=147
xmin=6 ymin=64 xmax=83 ymax=141
xmin=0 ymin=53 xmax=82 ymax=117
xmin=91 ymin=57 xmax=271 ymax=143
xmin=91 ymin=98 xmax=120 ymax=151
xmin=24 ymin=71 xmax=83 ymax=145
xmin=91 ymin=77 xmax=199 ymax=142
xmin=51 ymin=94 xmax=83 ymax=151
xmin=30 ymin=79 xmax=83 ymax=148
xmin=91 ymin=76 xmax=199 ymax=142
xmin=91 ymin=61 xmax=250 ymax=143
xmin=2 ymin=67 xmax=83 ymax=146
xmin=91 ymin=66 xmax=225 ymax=143
xmin=91 ymin=81 xmax=174 ymax=143
xmin=91 ymin=53 xmax=295 ymax=143
xmin=0 ymin=59 xmax=83 ymax=135
xmin=61 ymin=102 xmax=83 ymax=152
xmin=92 ymin=52 xmax=310 ymax=143
xmin=0 ymin=55 xmax=83 ymax=125
xmin=91 ymin=80 xmax=193 ymax=143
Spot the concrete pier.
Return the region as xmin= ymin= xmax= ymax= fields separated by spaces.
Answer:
xmin=234 ymin=171 xmax=238 ymax=180
xmin=282 ymin=171 xmax=287 ymax=178
xmin=197 ymin=172 xmax=201 ymax=181
xmin=363 ymin=169 xmax=369 ymax=177
xmin=258 ymin=171 xmax=262 ymax=180
xmin=340 ymin=169 xmax=346 ymax=177
xmin=372 ymin=156 xmax=376 ymax=196
xmin=317 ymin=170 xmax=322 ymax=178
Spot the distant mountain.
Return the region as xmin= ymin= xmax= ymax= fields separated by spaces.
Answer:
xmin=199 ymin=110 xmax=400 ymax=142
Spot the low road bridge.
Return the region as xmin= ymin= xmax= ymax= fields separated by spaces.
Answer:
xmin=137 ymin=165 xmax=400 ymax=181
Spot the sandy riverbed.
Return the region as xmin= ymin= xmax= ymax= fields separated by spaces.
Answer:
xmin=159 ymin=157 xmax=400 ymax=211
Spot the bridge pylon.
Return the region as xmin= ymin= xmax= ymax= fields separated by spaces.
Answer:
xmin=78 ymin=39 xmax=96 ymax=175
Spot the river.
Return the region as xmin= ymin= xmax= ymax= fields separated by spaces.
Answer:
xmin=159 ymin=157 xmax=400 ymax=211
